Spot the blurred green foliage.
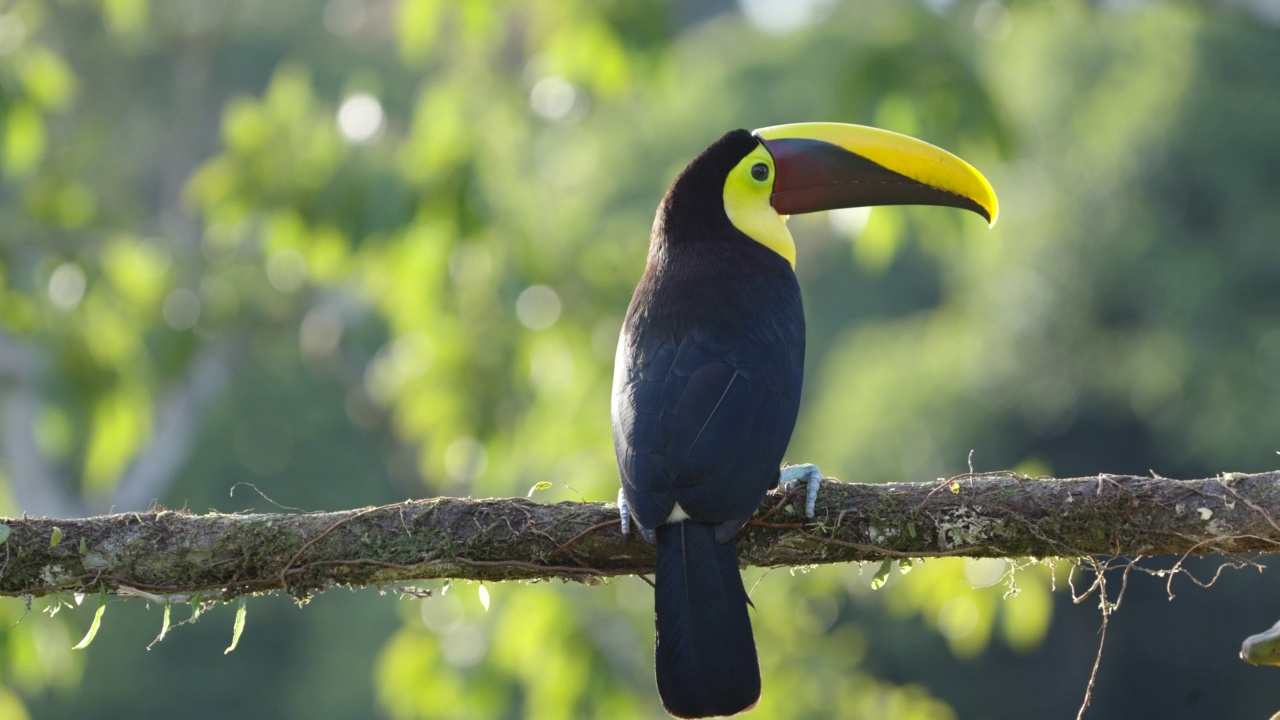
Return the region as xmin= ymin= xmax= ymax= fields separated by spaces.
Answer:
xmin=2 ymin=0 xmax=1280 ymax=718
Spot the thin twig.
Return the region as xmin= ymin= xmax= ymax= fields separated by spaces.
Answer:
xmin=550 ymin=518 xmax=623 ymax=558
xmin=279 ymin=506 xmax=385 ymax=587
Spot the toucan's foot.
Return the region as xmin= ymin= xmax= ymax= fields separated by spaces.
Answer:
xmin=618 ymin=488 xmax=632 ymax=536
xmin=617 ymin=489 xmax=656 ymax=542
xmin=780 ymin=463 xmax=823 ymax=518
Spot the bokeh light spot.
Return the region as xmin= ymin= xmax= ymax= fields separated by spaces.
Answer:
xmin=937 ymin=596 xmax=980 ymax=642
xmin=162 ymin=288 xmax=201 ymax=330
xmin=529 ymin=76 xmax=579 ymax=121
xmin=828 ymin=206 xmax=872 ymax=237
xmin=441 ymin=624 xmax=488 ymax=668
xmin=964 ymin=558 xmax=1008 ymax=589
xmin=0 ymin=14 xmax=26 ymax=55
xmin=516 ymin=285 xmax=562 ymax=330
xmin=300 ymin=305 xmax=343 ymax=358
xmin=323 ymin=0 xmax=365 ymax=36
xmin=48 ymin=262 xmax=86 ymax=311
xmin=739 ymin=0 xmax=836 ymax=34
xmin=444 ymin=436 xmax=488 ymax=484
xmin=337 ymin=92 xmax=384 ymax=143
xmin=267 ymin=249 xmax=308 ymax=293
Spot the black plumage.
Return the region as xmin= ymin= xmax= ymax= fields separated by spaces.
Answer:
xmin=612 ymin=130 xmax=804 ymax=718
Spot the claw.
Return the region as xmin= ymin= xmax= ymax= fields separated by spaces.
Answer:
xmin=618 ymin=488 xmax=632 ymax=537
xmin=779 ymin=463 xmax=823 ymax=518
xmin=617 ymin=489 xmax=656 ymax=542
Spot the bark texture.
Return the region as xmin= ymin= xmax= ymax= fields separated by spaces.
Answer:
xmin=1 ymin=471 xmax=1277 ymax=602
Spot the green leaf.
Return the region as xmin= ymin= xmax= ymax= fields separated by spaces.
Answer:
xmin=870 ymin=559 xmax=894 ymax=590
xmin=83 ymin=384 xmax=152 ymax=492
xmin=852 ymin=205 xmax=904 ymax=273
xmin=79 ymin=537 xmax=87 ymax=554
xmin=224 ymin=598 xmax=247 ymax=654
xmin=72 ymin=591 xmax=106 ymax=650
xmin=102 ymin=0 xmax=148 ymax=36
xmin=478 ymin=584 xmax=490 ymax=612
xmin=159 ymin=604 xmax=171 ymax=645
xmin=0 ymin=524 xmax=10 ymax=544
xmin=3 ymin=102 xmax=46 ymax=176
xmin=223 ymin=99 xmax=269 ymax=154
xmin=19 ymin=47 xmax=77 ymax=111
xmin=1241 ymin=619 xmax=1280 ymax=666
xmin=899 ymin=558 xmax=914 ymax=575
xmin=526 ymin=481 xmax=552 ymax=498
xmin=396 ymin=0 xmax=443 ymax=63
xmin=50 ymin=527 xmax=62 ymax=547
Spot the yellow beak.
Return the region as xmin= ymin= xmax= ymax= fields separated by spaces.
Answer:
xmin=754 ymin=122 xmax=998 ymax=227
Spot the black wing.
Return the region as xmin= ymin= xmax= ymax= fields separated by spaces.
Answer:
xmin=612 ymin=313 xmax=803 ymax=536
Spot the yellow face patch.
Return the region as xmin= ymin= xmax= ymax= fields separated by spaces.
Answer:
xmin=722 ymin=142 xmax=796 ymax=268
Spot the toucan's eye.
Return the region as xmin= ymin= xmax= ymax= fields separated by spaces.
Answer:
xmin=750 ymin=163 xmax=770 ymax=182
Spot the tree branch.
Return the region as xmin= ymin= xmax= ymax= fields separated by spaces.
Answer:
xmin=2 ymin=471 xmax=1278 ymax=602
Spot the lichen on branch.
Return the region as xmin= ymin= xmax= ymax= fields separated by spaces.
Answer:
xmin=1 ymin=471 xmax=1278 ymax=603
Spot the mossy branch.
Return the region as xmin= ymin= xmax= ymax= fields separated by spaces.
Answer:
xmin=1 ymin=471 xmax=1278 ymax=603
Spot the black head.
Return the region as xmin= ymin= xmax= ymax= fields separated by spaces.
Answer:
xmin=652 ymin=129 xmax=761 ymax=245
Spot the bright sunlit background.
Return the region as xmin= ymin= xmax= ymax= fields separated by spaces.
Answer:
xmin=2 ymin=0 xmax=1280 ymax=718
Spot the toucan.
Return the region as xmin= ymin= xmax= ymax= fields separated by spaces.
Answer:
xmin=611 ymin=123 xmax=997 ymax=718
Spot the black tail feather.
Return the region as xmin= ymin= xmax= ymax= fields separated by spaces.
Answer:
xmin=654 ymin=521 xmax=760 ymax=718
